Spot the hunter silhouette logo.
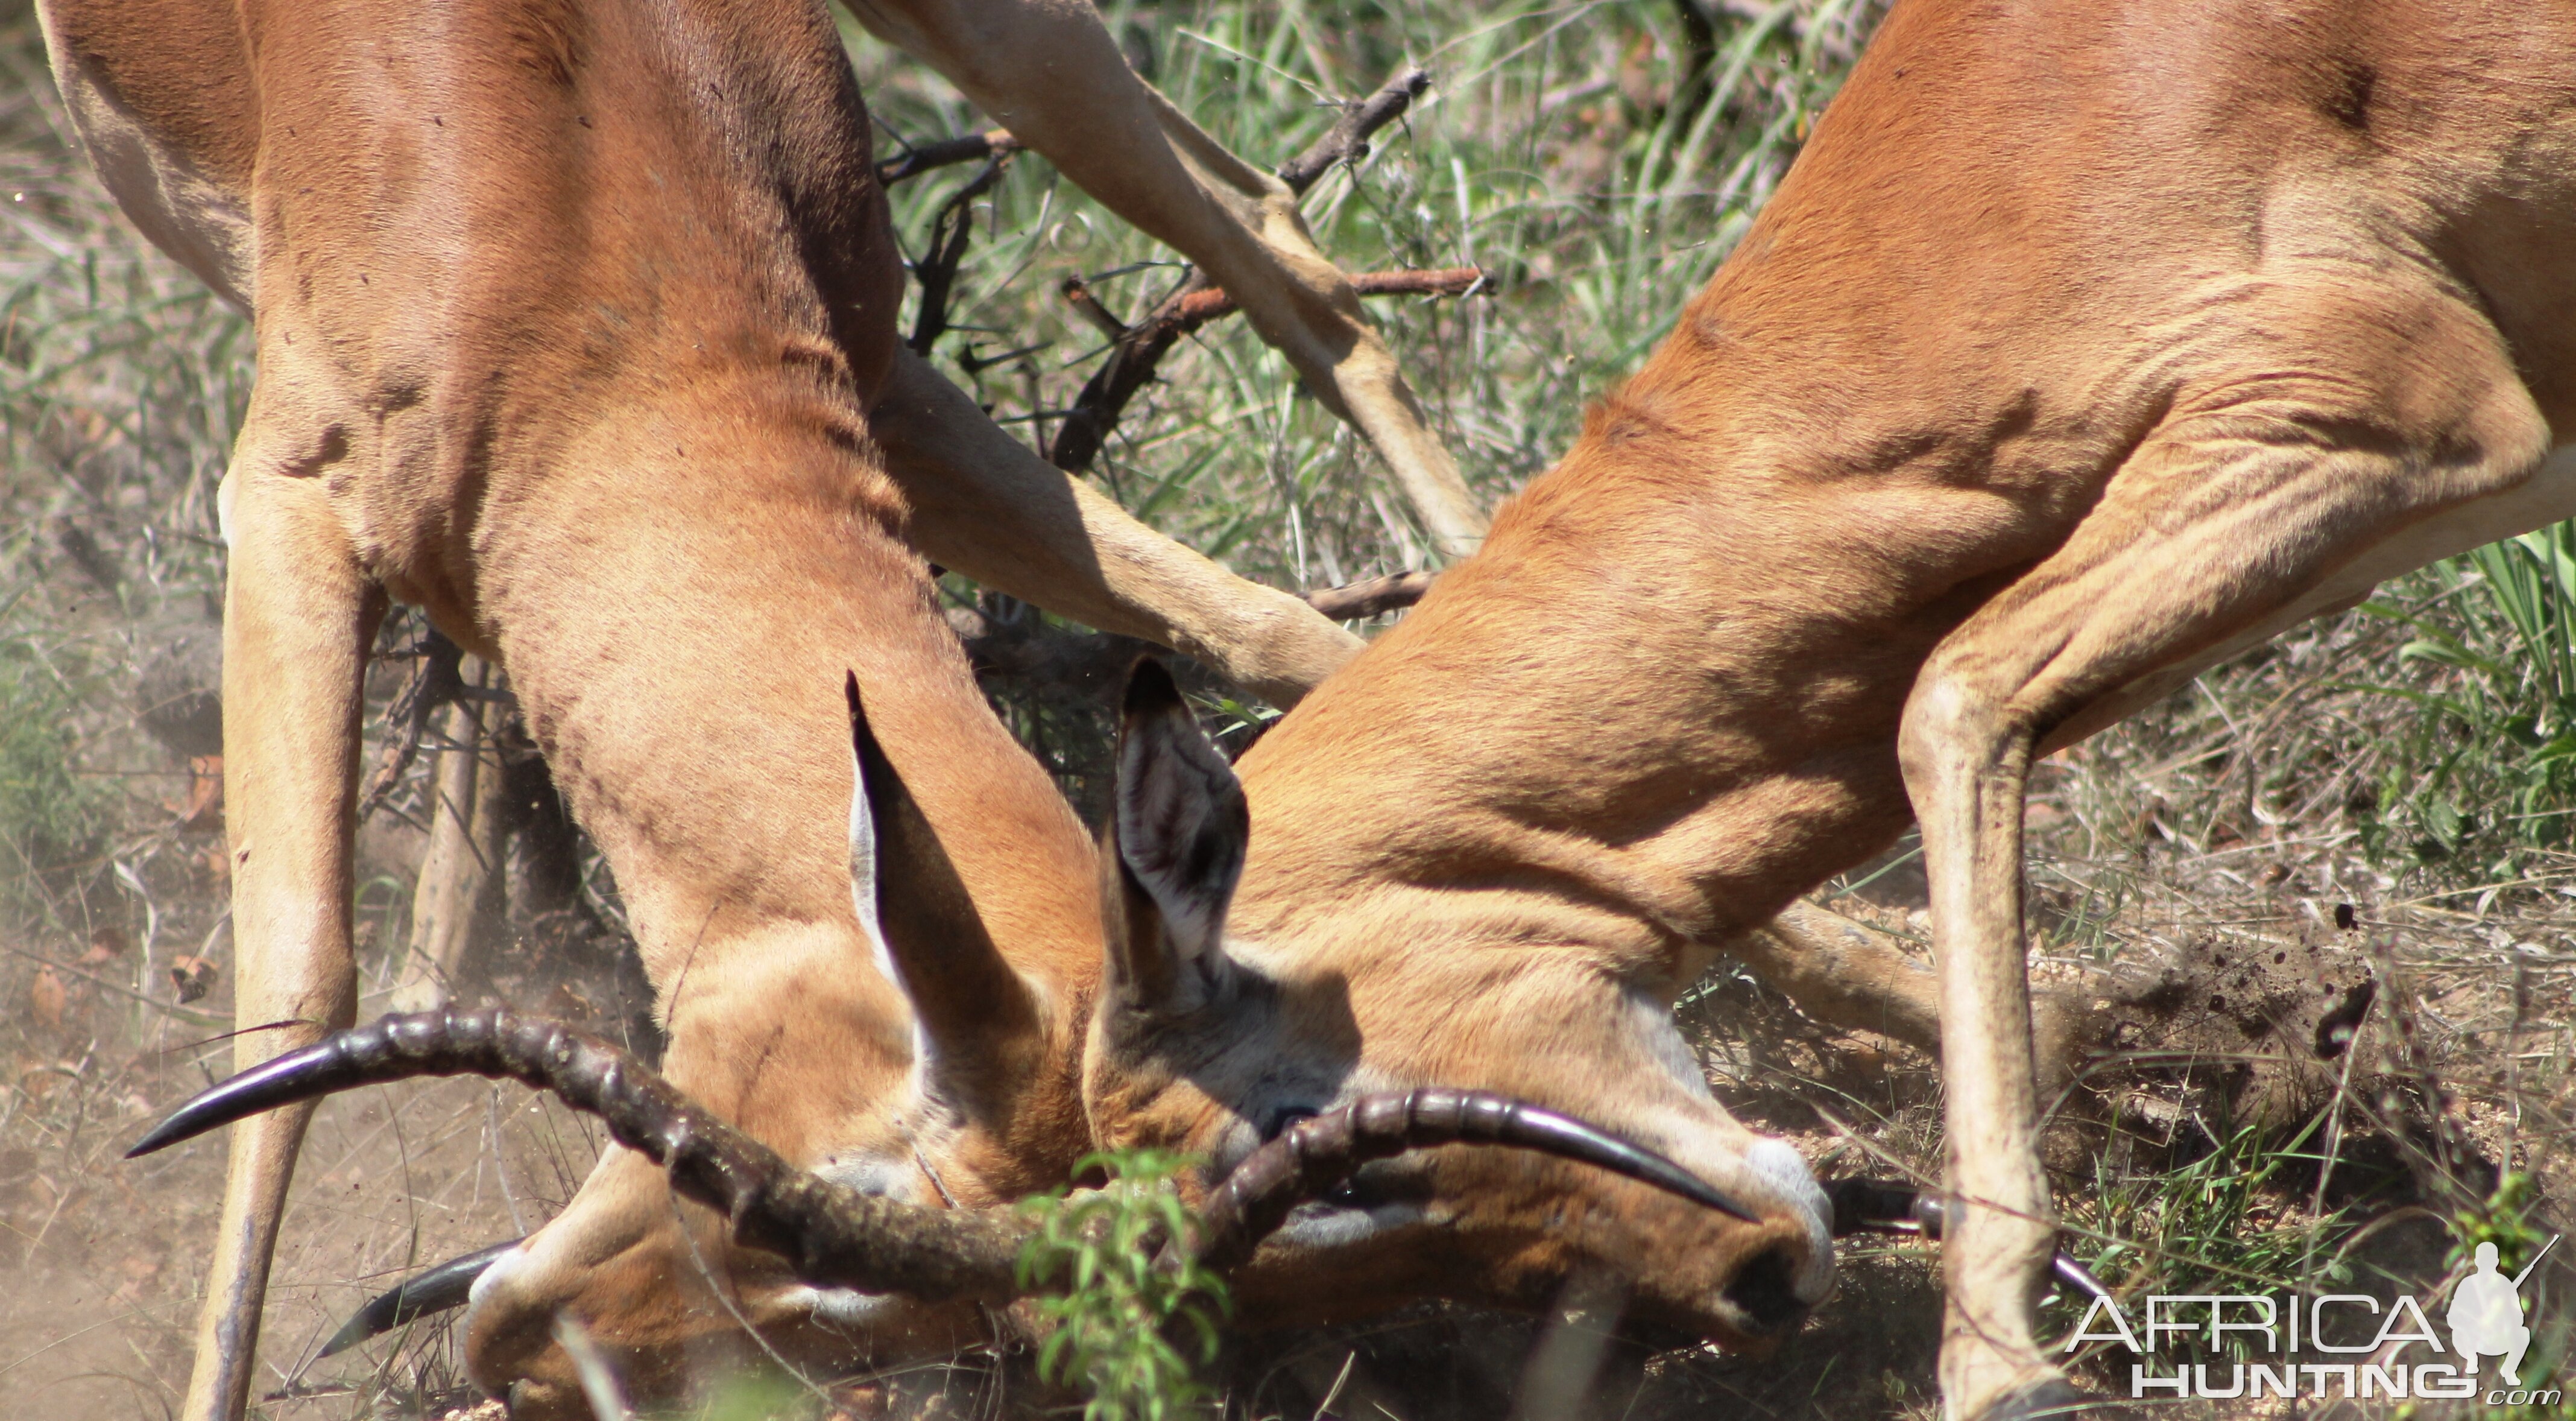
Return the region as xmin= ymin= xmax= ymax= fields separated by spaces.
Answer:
xmin=2452 ymin=1238 xmax=2550 ymax=1389
xmin=2068 ymin=1233 xmax=2559 ymax=1403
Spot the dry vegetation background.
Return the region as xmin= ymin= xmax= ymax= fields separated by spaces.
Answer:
xmin=0 ymin=0 xmax=2571 ymax=1416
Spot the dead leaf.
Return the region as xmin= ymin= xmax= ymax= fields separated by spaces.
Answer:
xmin=27 ymin=966 xmax=66 ymax=1028
xmin=81 ymin=926 xmax=127 ymax=965
xmin=168 ymin=955 xmax=219 ymax=1004
xmin=179 ymin=754 xmax=224 ymax=829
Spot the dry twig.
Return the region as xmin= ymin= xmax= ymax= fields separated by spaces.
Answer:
xmin=1275 ymin=67 xmax=1434 ymax=192
xmin=875 ymin=129 xmax=1021 ymax=187
xmin=358 ymin=628 xmax=467 ymax=822
xmin=1046 ymin=66 xmax=1469 ymax=475
xmin=1046 ymin=267 xmax=1483 ymax=474
xmin=908 ymin=153 xmax=1017 ymax=357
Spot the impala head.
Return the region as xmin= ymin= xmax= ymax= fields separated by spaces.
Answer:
xmin=456 ymin=674 xmax=1091 ymax=1413
xmin=1086 ymin=662 xmax=1836 ymax=1344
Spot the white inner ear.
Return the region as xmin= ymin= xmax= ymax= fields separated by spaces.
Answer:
xmin=848 ymin=741 xmax=896 ymax=987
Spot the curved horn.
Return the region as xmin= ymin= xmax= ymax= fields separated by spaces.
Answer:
xmin=1187 ymin=1087 xmax=1764 ymax=1270
xmin=130 ymin=1013 xmax=1796 ymax=1316
xmin=128 ymin=1009 xmax=1032 ymax=1300
xmin=321 ymin=1238 xmax=521 ymax=1356
xmin=1822 ymin=1177 xmax=2112 ymax=1306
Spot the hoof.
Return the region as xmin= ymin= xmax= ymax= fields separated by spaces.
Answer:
xmin=1977 ymin=1376 xmax=2123 ymax=1421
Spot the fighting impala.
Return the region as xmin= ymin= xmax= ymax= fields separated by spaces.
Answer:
xmin=158 ymin=0 xmax=2576 ymax=1417
xmin=101 ymin=0 xmax=2576 ymax=1413
xmin=40 ymin=0 xmax=1782 ymax=1412
xmin=138 ymin=668 xmax=1802 ymax=1396
xmin=27 ymin=0 xmax=1374 ymax=1411
xmin=1085 ymin=1 xmax=2576 ymax=1414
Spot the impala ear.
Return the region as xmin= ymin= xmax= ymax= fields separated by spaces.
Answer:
xmin=847 ymin=673 xmax=1043 ymax=1109
xmin=1105 ymin=659 xmax=1246 ymax=1014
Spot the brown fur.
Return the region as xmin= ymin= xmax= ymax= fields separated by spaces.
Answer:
xmin=32 ymin=0 xmax=1382 ymax=1414
xmin=1084 ymin=2 xmax=2576 ymax=1416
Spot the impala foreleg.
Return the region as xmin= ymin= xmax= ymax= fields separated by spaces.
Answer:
xmin=1899 ymin=322 xmax=2548 ymax=1419
xmin=184 ymin=463 xmax=381 ymax=1421
xmin=1737 ymin=900 xmax=2110 ymax=1086
xmin=1727 ymin=900 xmax=1945 ymax=1060
xmin=1900 ymin=672 xmax=2060 ymax=1421
xmin=840 ymin=0 xmax=1488 ymax=559
xmin=871 ymin=348 xmax=1363 ymax=705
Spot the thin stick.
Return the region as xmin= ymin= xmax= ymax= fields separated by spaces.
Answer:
xmin=1277 ymin=67 xmax=1434 ymax=194
xmin=909 ymin=154 xmax=1016 ymax=356
xmin=2511 ymin=1232 xmax=2560 ymax=1289
xmin=1047 ymin=267 xmax=1482 ymax=473
xmin=877 ymin=130 xmax=1021 ymax=187
xmin=358 ymin=628 xmax=466 ymax=822
xmin=1048 ymin=65 xmax=1468 ymax=474
xmin=1165 ymin=267 xmax=1484 ymax=328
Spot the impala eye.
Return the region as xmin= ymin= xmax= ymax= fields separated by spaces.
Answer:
xmin=1325 ymin=1168 xmax=1387 ymax=1210
xmin=1261 ymin=1106 xmax=1319 ymax=1142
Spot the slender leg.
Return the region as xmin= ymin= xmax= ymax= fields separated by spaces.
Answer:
xmin=1728 ymin=900 xmax=1944 ymax=1059
xmin=1732 ymin=900 xmax=2116 ymax=1082
xmin=391 ymin=654 xmax=499 ymax=1011
xmin=841 ymin=0 xmax=1489 ymax=559
xmin=182 ymin=463 xmax=382 ymax=1421
xmin=1904 ymin=679 xmax=2060 ymax=1419
xmin=1896 ymin=290 xmax=2545 ymax=1420
xmin=871 ymin=347 xmax=1364 ymax=705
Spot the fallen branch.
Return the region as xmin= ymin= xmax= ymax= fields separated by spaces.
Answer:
xmin=1165 ymin=266 xmax=1484 ymax=327
xmin=1046 ymin=64 xmax=1463 ymax=475
xmin=1047 ymin=267 xmax=1482 ymax=473
xmin=876 ymin=130 xmax=1021 ymax=187
xmin=359 ymin=628 xmax=467 ymax=822
xmin=908 ymin=153 xmax=1016 ymax=356
xmin=1277 ymin=67 xmax=1433 ymax=194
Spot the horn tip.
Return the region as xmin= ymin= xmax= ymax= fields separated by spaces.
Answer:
xmin=125 ymin=1109 xmax=203 ymax=1158
xmin=315 ymin=1318 xmax=371 ymax=1358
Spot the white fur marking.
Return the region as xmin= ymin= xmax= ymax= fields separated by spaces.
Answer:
xmin=1628 ymin=987 xmax=1716 ymax=1102
xmin=1271 ymin=1200 xmax=1427 ymax=1250
xmin=847 ymin=742 xmax=893 ymax=984
xmin=1744 ymin=1138 xmax=1836 ymax=1303
xmin=466 ymin=1241 xmax=531 ymax=1308
xmin=813 ymin=1148 xmax=923 ymax=1201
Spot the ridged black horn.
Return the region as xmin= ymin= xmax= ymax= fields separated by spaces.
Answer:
xmin=1190 ymin=1087 xmax=1763 ymax=1270
xmin=321 ymin=1238 xmax=522 ymax=1356
xmin=1820 ymin=1176 xmax=2113 ymax=1307
xmin=128 ymin=1008 xmax=1031 ymax=1301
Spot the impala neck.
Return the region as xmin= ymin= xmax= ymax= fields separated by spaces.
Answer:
xmin=1228 ymin=322 xmax=2126 ymax=974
